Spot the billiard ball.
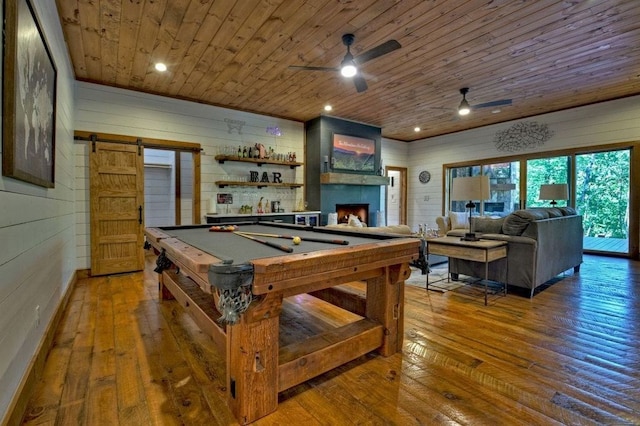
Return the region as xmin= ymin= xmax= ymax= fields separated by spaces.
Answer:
xmin=292 ymin=236 xmax=301 ymax=245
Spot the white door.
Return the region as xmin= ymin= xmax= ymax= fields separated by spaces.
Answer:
xmin=385 ymin=167 xmax=407 ymax=225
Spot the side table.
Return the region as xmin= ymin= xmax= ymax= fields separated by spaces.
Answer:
xmin=427 ymin=236 xmax=507 ymax=305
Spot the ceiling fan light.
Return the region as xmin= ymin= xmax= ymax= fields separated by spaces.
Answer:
xmin=458 ymin=99 xmax=471 ymax=116
xmin=340 ymin=62 xmax=357 ymax=77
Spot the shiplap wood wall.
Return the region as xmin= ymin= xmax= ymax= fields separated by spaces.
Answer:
xmin=0 ymin=0 xmax=76 ymax=419
xmin=406 ymin=95 xmax=640 ymax=229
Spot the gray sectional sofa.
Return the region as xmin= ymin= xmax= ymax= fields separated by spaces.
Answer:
xmin=442 ymin=207 xmax=583 ymax=297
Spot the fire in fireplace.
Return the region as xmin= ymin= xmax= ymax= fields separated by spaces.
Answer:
xmin=335 ymin=203 xmax=369 ymax=226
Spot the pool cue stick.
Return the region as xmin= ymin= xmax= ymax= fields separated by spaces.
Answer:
xmin=235 ymin=231 xmax=349 ymax=245
xmin=233 ymin=231 xmax=293 ymax=253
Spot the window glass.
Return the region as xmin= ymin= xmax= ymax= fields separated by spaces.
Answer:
xmin=576 ymin=149 xmax=629 ymax=252
xmin=526 ymin=156 xmax=570 ymax=207
xmin=448 ymin=166 xmax=481 ymax=213
xmin=483 ymin=161 xmax=520 ymax=216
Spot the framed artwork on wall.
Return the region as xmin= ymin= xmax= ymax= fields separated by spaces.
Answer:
xmin=2 ymin=0 xmax=57 ymax=188
xmin=331 ymin=133 xmax=376 ymax=172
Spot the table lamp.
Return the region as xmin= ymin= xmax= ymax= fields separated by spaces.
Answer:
xmin=451 ymin=175 xmax=490 ymax=241
xmin=539 ymin=183 xmax=568 ymax=206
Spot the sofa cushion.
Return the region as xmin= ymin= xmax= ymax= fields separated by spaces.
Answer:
xmin=544 ymin=208 xmax=563 ymax=218
xmin=471 ymin=216 xmax=505 ymax=234
xmin=558 ymin=206 xmax=578 ymax=216
xmin=449 ymin=211 xmax=469 ymax=229
xmin=502 ymin=209 xmax=548 ymax=235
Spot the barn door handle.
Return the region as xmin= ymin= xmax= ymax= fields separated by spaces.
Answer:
xmin=139 ymin=206 xmax=143 ymax=224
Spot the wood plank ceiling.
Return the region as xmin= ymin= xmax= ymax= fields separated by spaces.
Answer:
xmin=55 ymin=0 xmax=640 ymax=141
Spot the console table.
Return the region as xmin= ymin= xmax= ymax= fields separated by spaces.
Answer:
xmin=427 ymin=237 xmax=507 ymax=305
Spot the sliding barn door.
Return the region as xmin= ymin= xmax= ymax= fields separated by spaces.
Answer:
xmin=90 ymin=141 xmax=145 ymax=275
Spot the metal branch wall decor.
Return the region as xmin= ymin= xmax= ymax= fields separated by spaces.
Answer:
xmin=494 ymin=121 xmax=554 ymax=152
xmin=224 ymin=118 xmax=246 ymax=134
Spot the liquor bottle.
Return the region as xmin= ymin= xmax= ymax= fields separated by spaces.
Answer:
xmin=248 ymin=146 xmax=253 ymax=158
xmin=237 ymin=145 xmax=242 ymax=158
xmin=242 ymin=147 xmax=247 ymax=158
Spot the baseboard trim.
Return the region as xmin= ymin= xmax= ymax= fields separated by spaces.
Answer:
xmin=1 ymin=270 xmax=80 ymax=426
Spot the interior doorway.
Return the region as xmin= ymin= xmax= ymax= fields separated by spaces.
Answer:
xmin=144 ymin=149 xmax=195 ymax=226
xmin=76 ymin=131 xmax=202 ymax=276
xmin=385 ymin=166 xmax=407 ymax=225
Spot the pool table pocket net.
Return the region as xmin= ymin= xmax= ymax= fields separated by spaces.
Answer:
xmin=209 ymin=262 xmax=254 ymax=324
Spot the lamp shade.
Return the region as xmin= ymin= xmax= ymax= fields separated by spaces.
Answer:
xmin=451 ymin=175 xmax=490 ymax=201
xmin=539 ymin=183 xmax=568 ymax=201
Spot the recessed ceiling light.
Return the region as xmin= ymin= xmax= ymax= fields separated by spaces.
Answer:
xmin=155 ymin=62 xmax=167 ymax=72
xmin=324 ymin=105 xmax=332 ymax=111
xmin=414 ymin=127 xmax=421 ymax=132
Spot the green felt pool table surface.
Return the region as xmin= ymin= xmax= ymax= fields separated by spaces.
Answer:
xmin=157 ymin=222 xmax=403 ymax=265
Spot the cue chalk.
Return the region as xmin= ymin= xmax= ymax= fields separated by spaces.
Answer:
xmin=234 ymin=232 xmax=293 ymax=253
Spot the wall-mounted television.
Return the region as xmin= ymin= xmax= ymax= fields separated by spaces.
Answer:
xmin=331 ymin=133 xmax=375 ymax=172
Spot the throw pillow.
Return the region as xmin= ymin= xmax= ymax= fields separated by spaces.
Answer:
xmin=348 ymin=214 xmax=364 ymax=227
xmin=448 ymin=211 xmax=469 ymax=229
xmin=471 ymin=217 xmax=505 ymax=234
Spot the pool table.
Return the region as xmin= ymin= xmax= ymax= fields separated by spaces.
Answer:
xmin=144 ymin=222 xmax=419 ymax=424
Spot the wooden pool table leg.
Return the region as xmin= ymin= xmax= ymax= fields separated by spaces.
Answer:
xmin=226 ymin=293 xmax=283 ymax=425
xmin=365 ymin=263 xmax=409 ymax=356
xmin=158 ymin=271 xmax=175 ymax=301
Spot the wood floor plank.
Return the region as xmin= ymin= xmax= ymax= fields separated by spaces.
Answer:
xmin=86 ymin=380 xmax=118 ymax=425
xmin=113 ymin=278 xmax=151 ymax=425
xmin=20 ymin=254 xmax=640 ymax=425
xmin=408 ymin=305 xmax=639 ymax=416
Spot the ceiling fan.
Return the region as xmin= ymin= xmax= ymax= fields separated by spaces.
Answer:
xmin=288 ymin=34 xmax=401 ymax=93
xmin=457 ymin=87 xmax=512 ymax=115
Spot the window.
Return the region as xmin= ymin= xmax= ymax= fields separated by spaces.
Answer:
xmin=483 ymin=161 xmax=520 ymax=216
xmin=448 ymin=165 xmax=481 ymax=213
xmin=526 ymin=156 xmax=570 ymax=208
xmin=576 ymin=149 xmax=630 ymax=253
xmin=444 ymin=145 xmax=634 ymax=256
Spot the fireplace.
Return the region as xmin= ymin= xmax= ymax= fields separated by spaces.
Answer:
xmin=336 ymin=203 xmax=369 ymax=226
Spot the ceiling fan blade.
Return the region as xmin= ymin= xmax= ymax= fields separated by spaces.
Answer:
xmin=473 ymin=99 xmax=512 ymax=109
xmin=353 ymin=40 xmax=401 ymax=65
xmin=288 ymin=65 xmax=339 ymax=72
xmin=353 ymin=75 xmax=368 ymax=93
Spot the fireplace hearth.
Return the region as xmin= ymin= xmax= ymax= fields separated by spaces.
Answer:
xmin=336 ymin=203 xmax=369 ymax=226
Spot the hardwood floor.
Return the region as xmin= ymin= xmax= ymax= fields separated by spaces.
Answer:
xmin=21 ymin=254 xmax=640 ymax=425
